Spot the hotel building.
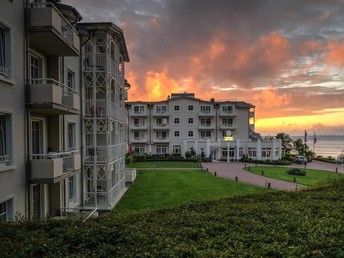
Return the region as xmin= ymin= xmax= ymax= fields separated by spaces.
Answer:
xmin=127 ymin=93 xmax=282 ymax=161
xmin=0 ymin=0 xmax=131 ymax=221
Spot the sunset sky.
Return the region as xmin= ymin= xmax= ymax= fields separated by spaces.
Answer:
xmin=65 ymin=0 xmax=344 ymax=136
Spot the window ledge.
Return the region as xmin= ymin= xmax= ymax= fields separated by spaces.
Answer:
xmin=0 ymin=165 xmax=16 ymax=173
xmin=0 ymin=77 xmax=15 ymax=86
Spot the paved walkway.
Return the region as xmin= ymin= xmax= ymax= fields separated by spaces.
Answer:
xmin=202 ymin=160 xmax=344 ymax=191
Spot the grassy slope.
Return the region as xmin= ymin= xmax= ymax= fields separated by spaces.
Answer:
xmin=115 ymin=170 xmax=265 ymax=213
xmin=1 ymin=179 xmax=344 ymax=257
xmin=246 ymin=166 xmax=344 ymax=185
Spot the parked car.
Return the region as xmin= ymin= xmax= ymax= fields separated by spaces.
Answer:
xmin=293 ymin=156 xmax=307 ymax=164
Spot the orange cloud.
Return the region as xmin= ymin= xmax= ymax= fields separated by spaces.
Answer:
xmin=253 ymin=87 xmax=291 ymax=108
xmin=326 ymin=41 xmax=344 ymax=66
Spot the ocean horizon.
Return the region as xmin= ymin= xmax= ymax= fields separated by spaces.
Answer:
xmin=290 ymin=135 xmax=344 ymax=157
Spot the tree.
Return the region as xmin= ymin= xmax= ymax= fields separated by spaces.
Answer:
xmin=276 ymin=132 xmax=293 ymax=155
xmin=293 ymin=138 xmax=309 ymax=155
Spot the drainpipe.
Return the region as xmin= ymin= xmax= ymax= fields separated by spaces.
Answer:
xmin=24 ymin=0 xmax=32 ymax=219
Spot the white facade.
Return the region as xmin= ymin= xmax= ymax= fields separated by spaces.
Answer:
xmin=127 ymin=93 xmax=282 ymax=161
xmin=0 ymin=0 xmax=131 ymax=220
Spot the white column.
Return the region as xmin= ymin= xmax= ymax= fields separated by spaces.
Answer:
xmin=272 ymin=140 xmax=276 ymax=160
xmin=227 ymin=141 xmax=230 ymax=163
xmin=278 ymin=138 xmax=282 ymax=159
xmin=183 ymin=139 xmax=187 ymax=157
xmin=195 ymin=140 xmax=198 ymax=156
xmin=206 ymin=138 xmax=210 ymax=157
xmin=257 ymin=138 xmax=262 ymax=160
xmin=236 ymin=139 xmax=240 ymax=161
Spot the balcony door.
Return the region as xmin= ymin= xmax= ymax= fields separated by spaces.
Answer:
xmin=29 ymin=54 xmax=42 ymax=82
xmin=32 ymin=184 xmax=42 ymax=220
xmin=31 ymin=120 xmax=44 ymax=155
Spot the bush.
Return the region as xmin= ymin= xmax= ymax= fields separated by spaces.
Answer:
xmin=287 ymin=168 xmax=307 ymax=176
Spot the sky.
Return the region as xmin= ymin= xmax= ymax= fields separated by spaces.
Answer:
xmin=64 ymin=0 xmax=344 ymax=136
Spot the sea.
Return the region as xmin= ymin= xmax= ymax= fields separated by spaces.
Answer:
xmin=291 ymin=135 xmax=344 ymax=158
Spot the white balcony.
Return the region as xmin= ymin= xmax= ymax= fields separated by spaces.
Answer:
xmin=30 ymin=151 xmax=81 ymax=183
xmin=152 ymin=138 xmax=169 ymax=143
xmin=29 ymin=78 xmax=80 ymax=115
xmin=29 ymin=2 xmax=79 ymax=56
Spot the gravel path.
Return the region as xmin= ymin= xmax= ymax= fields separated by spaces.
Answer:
xmin=202 ymin=161 xmax=327 ymax=191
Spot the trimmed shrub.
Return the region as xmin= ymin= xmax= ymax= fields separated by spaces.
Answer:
xmin=287 ymin=168 xmax=307 ymax=176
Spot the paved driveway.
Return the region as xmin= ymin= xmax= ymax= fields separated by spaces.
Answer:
xmin=202 ymin=161 xmax=344 ymax=191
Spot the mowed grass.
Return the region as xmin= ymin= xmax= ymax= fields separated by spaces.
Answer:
xmin=115 ymin=170 xmax=266 ymax=213
xmin=245 ymin=166 xmax=344 ymax=185
xmin=126 ymin=161 xmax=200 ymax=168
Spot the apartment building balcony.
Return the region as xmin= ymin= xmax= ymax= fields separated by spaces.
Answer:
xmin=132 ymin=124 xmax=148 ymax=130
xmin=153 ymin=124 xmax=168 ymax=130
xmin=199 ymin=111 xmax=215 ymax=117
xmin=220 ymin=124 xmax=237 ymax=130
xmin=219 ymin=110 xmax=237 ymax=117
xmin=29 ymin=78 xmax=80 ymax=115
xmin=84 ymin=144 xmax=127 ymax=164
xmin=129 ymin=110 xmax=148 ymax=117
xmin=152 ymin=137 xmax=169 ymax=143
xmin=30 ymin=151 xmax=81 ymax=183
xmin=198 ymin=124 xmax=215 ymax=130
xmin=28 ymin=2 xmax=80 ymax=56
xmin=152 ymin=111 xmax=169 ymax=117
xmin=131 ymin=138 xmax=148 ymax=144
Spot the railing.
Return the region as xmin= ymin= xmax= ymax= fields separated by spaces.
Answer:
xmin=84 ymin=100 xmax=127 ymax=121
xmin=0 ymin=66 xmax=9 ymax=78
xmin=84 ymin=144 xmax=127 ymax=163
xmin=84 ymin=53 xmax=106 ymax=71
xmin=30 ymin=150 xmax=79 ymax=174
xmin=58 ymin=207 xmax=98 ymax=222
xmin=29 ymin=2 xmax=76 ymax=46
xmin=0 ymin=155 xmax=10 ymax=166
xmin=30 ymin=78 xmax=79 ymax=109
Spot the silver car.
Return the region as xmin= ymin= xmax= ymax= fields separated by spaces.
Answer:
xmin=293 ymin=156 xmax=307 ymax=164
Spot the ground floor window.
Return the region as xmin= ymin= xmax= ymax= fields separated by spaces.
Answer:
xmin=133 ymin=145 xmax=145 ymax=154
xmin=248 ymin=148 xmax=256 ymax=158
xmin=69 ymin=175 xmax=76 ymax=202
xmin=156 ymin=145 xmax=167 ymax=155
xmin=32 ymin=184 xmax=42 ymax=220
xmin=200 ymin=131 xmax=211 ymax=139
xmin=239 ymin=147 xmax=243 ymax=158
xmin=172 ymin=145 xmax=181 ymax=155
xmin=0 ymin=198 xmax=13 ymax=221
xmin=274 ymin=148 xmax=279 ymax=158
xmin=222 ymin=147 xmax=235 ymax=158
xmin=0 ymin=113 xmax=11 ymax=166
xmin=262 ymin=148 xmax=271 ymax=158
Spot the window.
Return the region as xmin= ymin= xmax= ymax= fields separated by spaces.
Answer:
xmin=262 ymin=148 xmax=271 ymax=158
xmin=188 ymin=131 xmax=194 ymax=137
xmin=200 ymin=106 xmax=211 ymax=113
xmin=134 ymin=131 xmax=144 ymax=140
xmin=188 ymin=105 xmax=194 ymax=111
xmin=68 ymin=123 xmax=76 ymax=150
xmin=172 ymin=145 xmax=181 ymax=154
xmin=134 ymin=118 xmax=145 ymax=127
xmin=156 ymin=131 xmax=167 ymax=139
xmin=200 ymin=118 xmax=211 ymax=127
xmin=0 ymin=199 xmax=13 ymax=221
xmin=222 ymin=118 xmax=233 ymax=127
xmin=174 ymin=118 xmax=180 ymax=124
xmin=222 ymin=105 xmax=233 ymax=114
xmin=188 ymin=118 xmax=193 ymax=124
xmin=156 ymin=105 xmax=167 ymax=113
xmin=0 ymin=113 xmax=11 ymax=166
xmin=133 ymin=145 xmax=145 ymax=154
xmin=67 ymin=70 xmax=75 ymax=89
xmin=248 ymin=148 xmax=256 ymax=158
xmin=0 ymin=23 xmax=11 ymax=80
xmin=156 ymin=145 xmax=167 ymax=155
xmin=174 ymin=131 xmax=180 ymax=138
xmin=174 ymin=105 xmax=180 ymax=111
xmin=156 ymin=118 xmax=167 ymax=126
xmin=29 ymin=54 xmax=41 ymax=80
xmin=200 ymin=131 xmax=211 ymax=139
xmin=222 ymin=147 xmax=235 ymax=158
xmin=222 ymin=130 xmax=233 ymax=138
xmin=69 ymin=175 xmax=76 ymax=202
xmin=133 ymin=106 xmax=145 ymax=114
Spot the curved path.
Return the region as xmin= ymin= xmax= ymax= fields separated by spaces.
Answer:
xmin=202 ymin=162 xmax=310 ymax=191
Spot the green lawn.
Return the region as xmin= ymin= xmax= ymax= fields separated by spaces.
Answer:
xmin=115 ymin=170 xmax=266 ymax=213
xmin=126 ymin=161 xmax=200 ymax=168
xmin=245 ymin=166 xmax=344 ymax=185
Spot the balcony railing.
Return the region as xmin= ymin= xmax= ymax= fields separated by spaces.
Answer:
xmin=0 ymin=155 xmax=10 ymax=166
xmin=29 ymin=78 xmax=80 ymax=114
xmin=30 ymin=150 xmax=81 ymax=181
xmin=0 ymin=66 xmax=9 ymax=79
xmin=29 ymin=2 xmax=80 ymax=56
xmin=84 ymin=144 xmax=127 ymax=164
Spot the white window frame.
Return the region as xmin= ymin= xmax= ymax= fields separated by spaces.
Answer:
xmin=0 ymin=21 xmax=12 ymax=81
xmin=68 ymin=175 xmax=76 ymax=202
xmin=0 ymin=112 xmax=12 ymax=167
xmin=172 ymin=145 xmax=181 ymax=154
xmin=222 ymin=105 xmax=233 ymax=114
xmin=133 ymin=145 xmax=145 ymax=154
xmin=133 ymin=105 xmax=145 ymax=114
xmin=188 ymin=131 xmax=194 ymax=138
xmin=174 ymin=105 xmax=180 ymax=111
xmin=67 ymin=69 xmax=76 ymax=90
xmin=174 ymin=117 xmax=180 ymax=125
xmin=156 ymin=131 xmax=167 ymax=140
xmin=67 ymin=122 xmax=76 ymax=151
xmin=0 ymin=198 xmax=13 ymax=221
xmin=188 ymin=105 xmax=194 ymax=111
xmin=174 ymin=131 xmax=180 ymax=138
xmin=156 ymin=105 xmax=167 ymax=114
xmin=262 ymin=148 xmax=271 ymax=158
xmin=248 ymin=148 xmax=256 ymax=158
xmin=222 ymin=118 xmax=233 ymax=127
xmin=156 ymin=145 xmax=167 ymax=155
xmin=200 ymin=118 xmax=211 ymax=127
xmin=200 ymin=106 xmax=211 ymax=113
xmin=200 ymin=131 xmax=211 ymax=139
xmin=188 ymin=118 xmax=194 ymax=124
